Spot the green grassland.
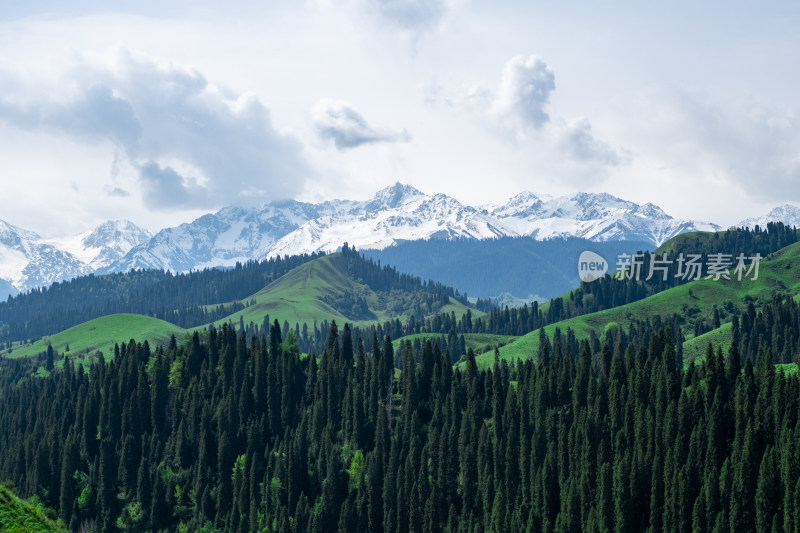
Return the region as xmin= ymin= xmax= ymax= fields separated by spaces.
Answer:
xmin=484 ymin=241 xmax=800 ymax=370
xmin=0 ymin=485 xmax=68 ymax=532
xmin=210 ymin=255 xmax=355 ymax=327
xmin=6 ymin=314 xmax=185 ymax=361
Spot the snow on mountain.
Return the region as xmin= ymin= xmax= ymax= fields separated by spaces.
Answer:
xmin=0 ymin=219 xmax=91 ymax=297
xmin=0 ymin=183 xmax=723 ymax=293
xmin=488 ymin=191 xmax=717 ymax=245
xmin=0 ymin=219 xmax=150 ymax=297
xmin=46 ymin=220 xmax=152 ymax=271
xmin=738 ymin=204 xmax=800 ymax=230
xmin=268 ymin=185 xmax=507 ymax=257
xmin=99 ymin=200 xmax=331 ymax=274
xmin=268 ymin=184 xmax=718 ymax=257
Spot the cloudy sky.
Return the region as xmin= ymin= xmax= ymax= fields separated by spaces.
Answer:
xmin=0 ymin=0 xmax=798 ymax=235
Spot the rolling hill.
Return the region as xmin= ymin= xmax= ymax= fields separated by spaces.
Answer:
xmin=483 ymin=239 xmax=800 ymax=369
xmin=6 ymin=314 xmax=186 ymax=362
xmin=5 ymin=250 xmax=481 ymax=362
xmin=200 ymin=251 xmax=481 ymax=331
xmin=6 ymin=226 xmax=798 ymax=372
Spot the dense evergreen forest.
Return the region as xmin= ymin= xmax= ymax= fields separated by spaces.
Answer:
xmin=1 ymin=308 xmax=799 ymax=532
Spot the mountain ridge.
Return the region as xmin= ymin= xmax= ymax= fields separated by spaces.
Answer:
xmin=113 ymin=182 xmax=720 ymax=273
xmin=0 ymin=218 xmax=151 ymax=298
xmin=738 ymin=204 xmax=800 ymax=230
xmin=0 ymin=183 xmax=731 ymax=296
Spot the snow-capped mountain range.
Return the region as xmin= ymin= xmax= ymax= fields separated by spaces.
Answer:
xmin=4 ymin=182 xmax=795 ymax=299
xmin=737 ymin=204 xmax=800 ymax=231
xmin=0 ymin=219 xmax=152 ymax=298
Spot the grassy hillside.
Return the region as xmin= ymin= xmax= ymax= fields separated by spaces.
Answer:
xmin=201 ymin=253 xmax=482 ymax=332
xmin=7 ymin=314 xmax=185 ymax=362
xmin=654 ymin=230 xmax=714 ymax=254
xmin=485 ymin=240 xmax=800 ymax=369
xmin=5 ymin=252 xmax=482 ymax=363
xmin=392 ymin=332 xmax=518 ymax=355
xmin=0 ymin=485 xmax=67 ymax=532
xmin=683 ymin=322 xmax=733 ymax=363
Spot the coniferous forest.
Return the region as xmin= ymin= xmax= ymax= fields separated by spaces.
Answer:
xmin=1 ymin=312 xmax=799 ymax=532
xmin=0 ymin=226 xmax=799 ymax=531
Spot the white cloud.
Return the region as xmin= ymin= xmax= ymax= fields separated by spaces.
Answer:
xmin=626 ymin=88 xmax=800 ymax=203
xmin=0 ymin=2 xmax=795 ymax=235
xmin=426 ymin=54 xmax=626 ymax=173
xmin=557 ymin=118 xmax=628 ymax=167
xmin=360 ymin=0 xmax=451 ymax=38
xmin=311 ymin=98 xmax=410 ymax=150
xmin=0 ymin=47 xmax=310 ymax=210
xmin=489 ymin=54 xmax=556 ymax=134
xmin=369 ymin=0 xmax=448 ymax=32
xmin=346 ymin=0 xmax=456 ymax=53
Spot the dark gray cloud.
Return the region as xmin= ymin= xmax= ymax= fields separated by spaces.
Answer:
xmin=311 ymin=98 xmax=410 ymax=150
xmin=0 ymin=81 xmax=141 ymax=147
xmin=0 ymin=47 xmax=310 ymax=210
xmin=140 ymin=162 xmax=204 ymax=208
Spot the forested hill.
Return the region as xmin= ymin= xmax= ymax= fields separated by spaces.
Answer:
xmin=542 ymin=222 xmax=799 ymax=323
xmin=0 ymin=315 xmax=796 ymax=531
xmin=336 ymin=243 xmax=469 ymax=303
xmin=0 ymin=254 xmax=322 ymax=344
xmin=0 ymin=244 xmax=472 ymax=350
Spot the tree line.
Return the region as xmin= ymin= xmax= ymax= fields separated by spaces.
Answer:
xmin=0 ymin=308 xmax=797 ymax=531
xmin=0 ymin=255 xmax=323 ymax=344
xmin=559 ymin=222 xmax=798 ymax=321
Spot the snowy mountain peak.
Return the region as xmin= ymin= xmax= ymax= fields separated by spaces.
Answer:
xmin=45 ymin=220 xmax=153 ymax=272
xmin=491 ymin=191 xmax=670 ymax=223
xmin=0 ymin=222 xmax=90 ymax=299
xmin=491 ymin=192 xmax=547 ymax=218
xmin=567 ymin=192 xmax=640 ymax=220
xmin=365 ymin=182 xmax=426 ymax=211
xmin=0 ymin=184 xmax=723 ymax=296
xmin=637 ymin=202 xmax=671 ymax=219
xmin=81 ymin=220 xmax=152 ymax=249
xmin=738 ymin=204 xmax=800 ymax=230
xmin=0 ymin=219 xmax=40 ymax=247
